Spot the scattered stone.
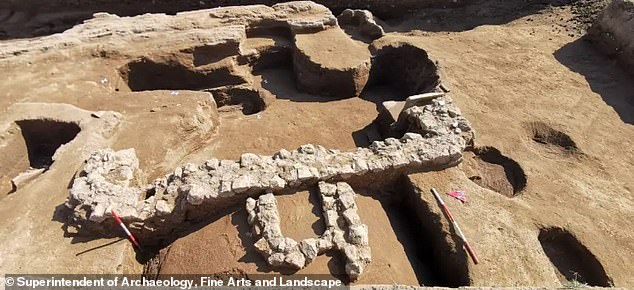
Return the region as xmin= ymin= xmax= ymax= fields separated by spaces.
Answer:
xmin=284 ymin=250 xmax=306 ymax=269
xmin=299 ymin=238 xmax=319 ymax=263
xmin=186 ymin=183 xmax=206 ymax=205
xmin=254 ymin=238 xmax=272 ymax=256
xmin=240 ymin=153 xmax=262 ymax=168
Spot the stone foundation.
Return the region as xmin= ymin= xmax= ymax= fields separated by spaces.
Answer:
xmin=65 ymin=95 xmax=473 ymax=244
xmin=246 ymin=181 xmax=370 ymax=280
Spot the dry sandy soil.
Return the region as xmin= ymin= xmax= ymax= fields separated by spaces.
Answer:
xmin=0 ymin=0 xmax=632 ymax=288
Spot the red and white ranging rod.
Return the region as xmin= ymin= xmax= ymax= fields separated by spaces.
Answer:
xmin=111 ymin=210 xmax=141 ymax=249
xmin=431 ymin=188 xmax=479 ymax=264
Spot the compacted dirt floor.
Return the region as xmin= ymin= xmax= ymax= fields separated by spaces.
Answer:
xmin=0 ymin=0 xmax=632 ymax=288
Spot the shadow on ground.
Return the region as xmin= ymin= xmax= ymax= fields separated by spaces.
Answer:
xmin=554 ymin=38 xmax=634 ymax=125
xmin=257 ymin=68 xmax=353 ymax=103
xmin=384 ymin=0 xmax=586 ymax=33
xmin=2 ymin=0 xmax=594 ymax=40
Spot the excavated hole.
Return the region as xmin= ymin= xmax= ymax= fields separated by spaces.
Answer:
xmin=15 ymin=119 xmax=81 ymax=169
xmin=242 ymin=26 xmax=294 ymax=73
xmin=538 ymin=227 xmax=612 ymax=286
xmin=205 ymin=86 xmax=266 ymax=115
xmin=380 ymin=177 xmax=470 ymax=287
xmin=190 ymin=44 xmax=239 ymax=67
xmin=462 ymin=146 xmax=526 ymax=197
xmin=368 ymin=43 xmax=440 ymax=97
xmin=119 ymin=57 xmax=245 ymax=92
xmin=527 ymin=122 xmax=581 ymax=155
xmin=119 ymin=56 xmax=265 ymax=114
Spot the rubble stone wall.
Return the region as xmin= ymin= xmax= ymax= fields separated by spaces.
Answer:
xmin=246 ymin=181 xmax=370 ymax=280
xmin=66 ymin=95 xmax=473 ymax=244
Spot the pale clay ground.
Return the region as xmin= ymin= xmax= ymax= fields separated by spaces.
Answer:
xmin=0 ymin=4 xmax=632 ymax=288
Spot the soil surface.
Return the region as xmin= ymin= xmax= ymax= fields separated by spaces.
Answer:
xmin=0 ymin=0 xmax=632 ymax=288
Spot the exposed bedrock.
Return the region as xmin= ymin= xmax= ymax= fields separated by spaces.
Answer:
xmin=65 ymin=96 xmax=473 ymax=244
xmin=293 ymin=27 xmax=372 ymax=98
xmin=587 ymin=0 xmax=634 ymax=76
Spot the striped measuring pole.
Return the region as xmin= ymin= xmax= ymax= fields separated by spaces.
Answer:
xmin=111 ymin=210 xmax=141 ymax=249
xmin=431 ymin=188 xmax=479 ymax=264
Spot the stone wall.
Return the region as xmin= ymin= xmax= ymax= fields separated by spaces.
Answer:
xmin=65 ymin=95 xmax=473 ymax=244
xmin=246 ymin=182 xmax=371 ymax=280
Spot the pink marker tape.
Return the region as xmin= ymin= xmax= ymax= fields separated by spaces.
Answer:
xmin=111 ymin=210 xmax=141 ymax=249
xmin=447 ymin=191 xmax=467 ymax=203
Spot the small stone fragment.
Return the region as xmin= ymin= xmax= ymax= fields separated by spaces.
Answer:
xmin=155 ymin=200 xmax=173 ymax=216
xmin=284 ymin=250 xmax=306 ymax=269
xmin=254 ymin=238 xmax=272 ymax=256
xmin=299 ymin=238 xmax=319 ymax=263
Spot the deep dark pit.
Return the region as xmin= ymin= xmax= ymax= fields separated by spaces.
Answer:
xmin=380 ymin=176 xmax=470 ymax=287
xmin=15 ymin=119 xmax=81 ymax=169
xmin=538 ymin=227 xmax=612 ymax=286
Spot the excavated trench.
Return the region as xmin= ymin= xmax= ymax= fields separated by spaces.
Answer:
xmin=242 ymin=26 xmax=294 ymax=73
xmin=118 ymin=56 xmax=266 ymax=115
xmin=0 ymin=119 xmax=80 ymax=195
xmin=119 ymin=57 xmax=245 ymax=92
xmin=462 ymin=146 xmax=527 ymax=197
xmin=105 ymin=20 xmax=462 ymax=283
xmin=15 ymin=119 xmax=81 ymax=169
xmin=117 ymin=27 xmax=297 ymax=115
xmin=538 ymin=227 xmax=612 ymax=286
xmin=118 ymin=26 xmax=442 ymax=117
xmin=380 ymin=176 xmax=470 ymax=287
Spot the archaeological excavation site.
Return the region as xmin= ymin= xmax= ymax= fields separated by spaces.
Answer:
xmin=1 ymin=0 xmax=633 ymax=288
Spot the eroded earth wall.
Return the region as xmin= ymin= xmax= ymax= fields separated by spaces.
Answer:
xmin=2 ymin=0 xmax=470 ymax=21
xmin=587 ymin=0 xmax=634 ymax=76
